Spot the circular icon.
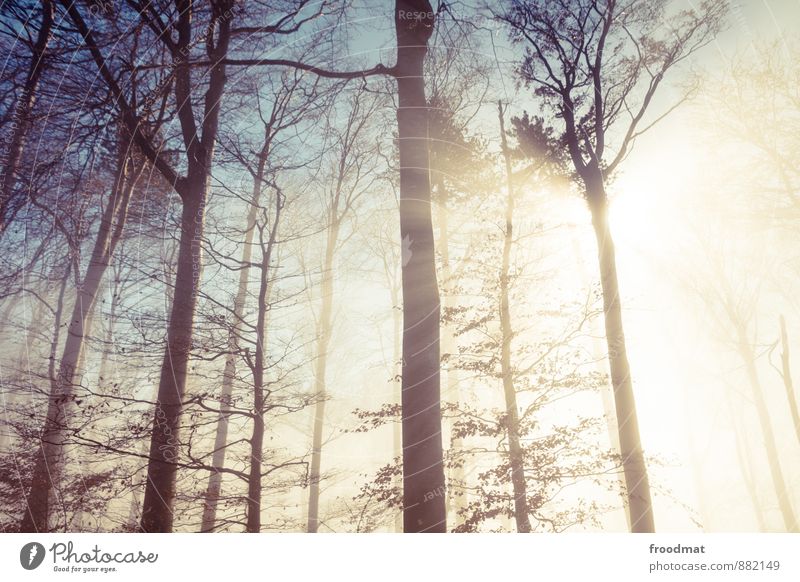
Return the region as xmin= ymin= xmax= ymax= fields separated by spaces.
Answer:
xmin=20 ymin=542 xmax=46 ymax=570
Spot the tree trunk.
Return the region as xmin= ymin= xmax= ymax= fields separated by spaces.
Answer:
xmin=726 ymin=391 xmax=767 ymax=531
xmin=96 ymin=286 xmax=117 ymax=393
xmin=497 ymin=103 xmax=532 ymax=533
xmin=127 ymin=434 xmax=150 ymax=531
xmin=246 ymin=410 xmax=265 ymax=532
xmin=391 ymin=281 xmax=403 ymax=533
xmin=1 ymin=297 xmax=45 ymax=452
xmin=139 ymin=179 xmax=207 ymax=533
xmin=200 ymin=149 xmax=268 ymax=532
xmin=585 ymin=177 xmax=655 ymax=533
xmin=0 ymin=0 xmax=54 ymax=232
xmin=246 ymin=193 xmax=281 ymax=533
xmin=778 ymin=315 xmax=800 ymax=445
xmin=569 ymin=234 xmax=630 ymax=530
xmin=735 ymin=323 xmax=798 ymax=532
xmin=139 ymin=0 xmax=232 ymax=530
xmin=21 ymin=136 xmax=138 ymax=532
xmin=21 ymin=261 xmax=70 ymax=531
xmin=246 ymin=283 xmax=267 ymax=533
xmin=66 ymin=305 xmax=97 ymax=532
xmin=307 ymin=221 xmax=339 ymax=532
xmin=395 ymin=0 xmax=446 ymax=533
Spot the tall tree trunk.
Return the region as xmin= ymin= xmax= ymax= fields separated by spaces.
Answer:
xmin=22 ymin=261 xmax=70 ymax=531
xmin=0 ymin=0 xmax=54 ymax=233
xmin=140 ymin=180 xmax=206 ymax=532
xmin=394 ymin=0 xmax=446 ymax=533
xmin=246 ymin=194 xmax=281 ymax=533
xmin=497 ymin=103 xmax=531 ymax=533
xmin=735 ymin=323 xmax=798 ymax=532
xmin=66 ymin=309 xmax=97 ymax=533
xmin=778 ymin=315 xmax=800 ymax=445
xmin=200 ymin=148 xmax=268 ymax=532
xmin=584 ymin=175 xmax=655 ymax=533
xmin=569 ymin=234 xmax=630 ymax=530
xmin=139 ymin=0 xmax=232 ymax=531
xmin=307 ymin=221 xmax=339 ymax=532
xmin=21 ymin=135 xmax=138 ymax=532
xmin=246 ymin=404 xmax=265 ymax=533
xmin=96 ymin=269 xmax=124 ymax=393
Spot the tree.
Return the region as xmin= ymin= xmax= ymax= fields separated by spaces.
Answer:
xmin=21 ymin=127 xmax=145 ymax=532
xmin=199 ymin=69 xmax=327 ymax=533
xmin=307 ymin=86 xmax=382 ymax=532
xmin=233 ymin=0 xmax=446 ymax=531
xmin=244 ymin=184 xmax=283 ymax=532
xmin=696 ymin=259 xmax=799 ymax=532
xmin=56 ymin=0 xmax=240 ymax=531
xmin=393 ymin=0 xmax=447 ymax=532
xmin=497 ymin=0 xmax=726 ymax=532
xmin=0 ymin=0 xmax=55 ymax=232
xmin=497 ymin=101 xmax=531 ymax=532
xmin=775 ymin=316 xmax=800 ymax=446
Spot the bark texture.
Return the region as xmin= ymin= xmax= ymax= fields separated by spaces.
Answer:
xmin=395 ymin=0 xmax=446 ymax=533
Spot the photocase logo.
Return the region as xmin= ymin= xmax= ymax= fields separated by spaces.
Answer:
xmin=20 ymin=542 xmax=46 ymax=570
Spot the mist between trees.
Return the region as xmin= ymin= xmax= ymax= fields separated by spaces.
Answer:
xmin=0 ymin=0 xmax=798 ymax=533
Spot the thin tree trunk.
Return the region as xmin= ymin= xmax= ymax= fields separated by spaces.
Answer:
xmin=307 ymin=221 xmax=339 ymax=532
xmin=245 ymin=193 xmax=281 ymax=533
xmin=0 ymin=0 xmax=54 ymax=232
xmin=245 ymin=271 xmax=267 ymax=533
xmin=735 ymin=323 xmax=798 ymax=532
xmin=778 ymin=315 xmax=800 ymax=445
xmin=200 ymin=146 xmax=269 ymax=532
xmin=394 ymin=0 xmax=446 ymax=533
xmin=497 ymin=102 xmax=531 ymax=533
xmin=585 ymin=178 xmax=655 ymax=533
xmin=246 ymin=404 xmax=265 ymax=532
xmin=127 ymin=435 xmax=150 ymax=531
xmin=682 ymin=392 xmax=710 ymax=531
xmin=307 ymin=87 xmax=375 ymax=531
xmin=21 ymin=134 xmax=138 ymax=532
xmin=22 ymin=261 xmax=70 ymax=531
xmin=726 ymin=391 xmax=767 ymax=531
xmin=96 ymin=271 xmax=124 ymax=393
xmin=1 ymin=297 xmax=44 ymax=452
xmin=390 ymin=281 xmax=403 ymax=532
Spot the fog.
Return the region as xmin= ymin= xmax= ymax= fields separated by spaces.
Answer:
xmin=0 ymin=0 xmax=798 ymax=533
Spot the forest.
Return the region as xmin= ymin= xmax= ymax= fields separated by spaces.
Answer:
xmin=0 ymin=0 xmax=798 ymax=534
